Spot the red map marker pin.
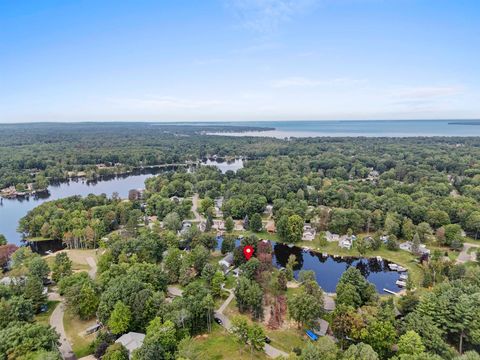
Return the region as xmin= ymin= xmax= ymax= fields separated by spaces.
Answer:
xmin=243 ymin=245 xmax=254 ymax=260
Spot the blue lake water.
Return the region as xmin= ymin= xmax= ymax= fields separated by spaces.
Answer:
xmin=216 ymin=236 xmax=401 ymax=293
xmin=207 ymin=120 xmax=480 ymax=138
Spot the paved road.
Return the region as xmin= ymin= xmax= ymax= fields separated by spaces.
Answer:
xmin=214 ymin=289 xmax=288 ymax=359
xmin=190 ymin=193 xmax=204 ymax=222
xmin=50 ymin=301 xmax=76 ymax=360
xmin=457 ymin=243 xmax=480 ymax=264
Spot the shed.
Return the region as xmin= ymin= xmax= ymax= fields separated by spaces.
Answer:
xmin=115 ymin=332 xmax=145 ymax=357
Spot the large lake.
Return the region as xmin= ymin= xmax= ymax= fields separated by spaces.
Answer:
xmin=207 ymin=120 xmax=480 ymax=138
xmin=0 ymin=160 xmax=244 ymax=246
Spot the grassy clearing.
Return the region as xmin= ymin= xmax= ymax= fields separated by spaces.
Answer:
xmin=265 ymin=328 xmax=307 ymax=354
xmin=63 ymin=310 xmax=96 ymax=358
xmin=35 ymin=300 xmax=59 ymax=325
xmin=194 ymin=324 xmax=267 ymax=360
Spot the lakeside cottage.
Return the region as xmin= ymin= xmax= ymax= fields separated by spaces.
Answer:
xmin=325 ymin=231 xmax=340 ymax=242
xmin=302 ymin=224 xmax=316 ymax=241
xmin=399 ymin=241 xmax=431 ymax=255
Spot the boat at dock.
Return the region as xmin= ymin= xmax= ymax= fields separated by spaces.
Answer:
xmin=396 ymin=280 xmax=407 ymax=287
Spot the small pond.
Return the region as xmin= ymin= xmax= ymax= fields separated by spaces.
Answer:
xmin=216 ymin=236 xmax=402 ymax=293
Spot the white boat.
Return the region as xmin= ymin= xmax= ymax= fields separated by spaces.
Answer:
xmin=322 ymin=253 xmax=328 ymax=257
xmin=399 ymin=274 xmax=408 ymax=280
xmin=376 ymin=256 xmax=382 ymax=262
xmin=396 ymin=280 xmax=407 ymax=287
xmin=396 ymin=266 xmax=407 ymax=272
xmin=388 ymin=263 xmax=398 ymax=270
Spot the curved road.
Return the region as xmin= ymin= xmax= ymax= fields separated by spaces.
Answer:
xmin=214 ymin=288 xmax=288 ymax=359
xmin=49 ymin=254 xmax=97 ymax=360
xmin=50 ymin=301 xmax=76 ymax=360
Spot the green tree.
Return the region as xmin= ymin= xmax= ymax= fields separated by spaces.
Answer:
xmin=360 ymin=320 xmax=396 ymax=359
xmin=145 ymin=318 xmax=177 ymax=356
xmin=276 ymin=215 xmax=289 ymax=242
xmin=163 ymin=212 xmax=182 ymax=231
xmin=342 ymin=343 xmax=379 ymax=360
xmin=211 ymin=271 xmax=224 ymax=297
xmin=250 ymin=213 xmax=263 ymax=232
xmin=27 ymin=256 xmax=50 ymax=280
xmin=0 ymin=234 xmax=6 ymax=246
xmin=164 ymin=247 xmax=182 ymax=283
xmin=285 ymin=254 xmax=297 ymax=281
xmin=24 ymin=276 xmax=46 ymax=312
xmin=231 ymin=316 xmax=250 ymax=354
xmin=247 ymin=323 xmax=265 ymax=355
xmin=301 ymin=337 xmax=338 ymax=360
xmin=288 ymin=280 xmax=324 ymax=328
xmin=234 ymin=277 xmax=263 ymax=319
xmin=51 ymin=252 xmax=72 ymax=283
xmin=108 ymin=301 xmax=132 ymax=335
xmin=225 ymin=217 xmax=235 ymax=233
xmin=103 ymin=343 xmax=129 ymax=360
xmin=287 ymin=215 xmax=304 ymax=243
xmin=397 ymin=330 xmax=425 ymax=356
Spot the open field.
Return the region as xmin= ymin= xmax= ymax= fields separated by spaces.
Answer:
xmin=63 ymin=310 xmax=96 ymax=358
xmin=194 ymin=324 xmax=268 ymax=360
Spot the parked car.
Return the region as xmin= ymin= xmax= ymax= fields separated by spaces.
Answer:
xmin=214 ymin=317 xmax=223 ymax=325
xmin=264 ymin=336 xmax=271 ymax=344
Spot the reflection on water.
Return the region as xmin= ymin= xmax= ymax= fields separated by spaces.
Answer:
xmin=273 ymin=243 xmax=400 ymax=293
xmin=215 ymin=237 xmax=401 ymax=293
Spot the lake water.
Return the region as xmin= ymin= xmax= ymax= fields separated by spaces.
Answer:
xmin=0 ymin=159 xmax=246 ymax=247
xmin=272 ymin=243 xmax=401 ymax=293
xmin=202 ymin=159 xmax=244 ymax=173
xmin=0 ymin=170 xmax=165 ymax=246
xmin=207 ymin=120 xmax=480 ymax=138
xmin=216 ymin=236 xmax=401 ymax=293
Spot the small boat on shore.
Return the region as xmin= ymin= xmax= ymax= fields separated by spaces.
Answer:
xmin=396 ymin=280 xmax=407 ymax=287
xmin=388 ymin=263 xmax=398 ymax=270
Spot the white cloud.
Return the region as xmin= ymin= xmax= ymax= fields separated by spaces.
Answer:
xmin=271 ymin=76 xmax=366 ymax=88
xmin=227 ymin=0 xmax=319 ymax=33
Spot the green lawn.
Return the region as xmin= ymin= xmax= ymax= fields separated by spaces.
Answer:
xmin=63 ymin=310 xmax=96 ymax=358
xmin=35 ymin=300 xmax=59 ymax=325
xmin=264 ymin=328 xmax=307 ymax=354
xmin=194 ymin=325 xmax=267 ymax=360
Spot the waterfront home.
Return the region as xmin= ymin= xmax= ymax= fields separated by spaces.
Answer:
xmin=302 ymin=224 xmax=316 ymax=241
xmin=380 ymin=235 xmax=389 ymax=243
xmin=115 ymin=332 xmax=145 ymax=358
xmin=325 ymin=231 xmax=340 ymax=242
xmin=219 ymin=253 xmax=234 ymax=272
xmin=399 ymin=241 xmax=431 ymax=255
xmin=339 ymin=238 xmax=353 ymax=249
xmin=338 ymin=234 xmax=356 ymax=249
xmin=198 ymin=221 xmax=207 ymax=232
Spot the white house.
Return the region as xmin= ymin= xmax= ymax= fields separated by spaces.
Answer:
xmin=325 ymin=231 xmax=340 ymax=242
xmin=115 ymin=332 xmax=145 ymax=358
xmin=339 ymin=238 xmax=353 ymax=249
xmin=302 ymin=224 xmax=316 ymax=241
xmin=399 ymin=241 xmax=430 ymax=255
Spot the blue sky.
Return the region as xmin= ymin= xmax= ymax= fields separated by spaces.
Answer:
xmin=1 ymin=0 xmax=479 ymax=122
